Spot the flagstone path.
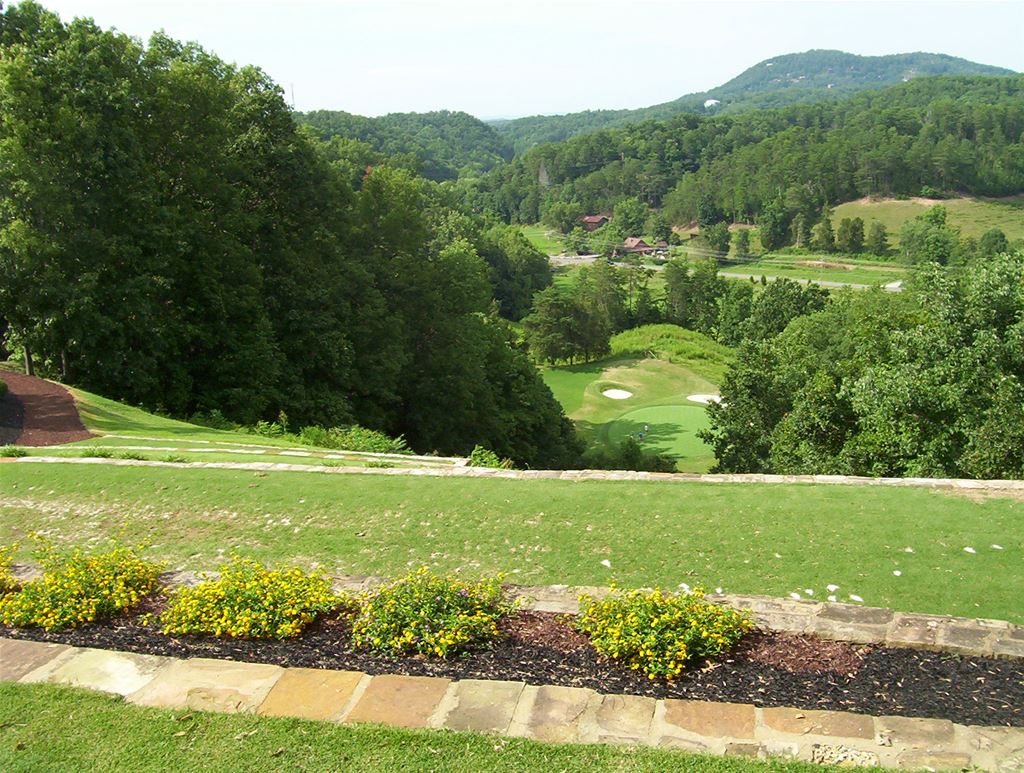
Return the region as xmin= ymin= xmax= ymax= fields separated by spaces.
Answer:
xmin=3 ymin=636 xmax=1023 ymax=770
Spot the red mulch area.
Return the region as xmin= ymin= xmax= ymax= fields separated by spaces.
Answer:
xmin=0 ymin=370 xmax=95 ymax=446
xmin=3 ymin=609 xmax=1022 ymax=727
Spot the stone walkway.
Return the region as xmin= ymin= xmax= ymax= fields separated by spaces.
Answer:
xmin=13 ymin=455 xmax=1024 ymax=493
xmin=2 ymin=636 xmax=1022 ymax=771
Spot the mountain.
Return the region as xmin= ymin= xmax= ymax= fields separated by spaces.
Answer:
xmin=296 ymin=109 xmax=512 ymax=182
xmin=493 ymin=51 xmax=1017 ymax=153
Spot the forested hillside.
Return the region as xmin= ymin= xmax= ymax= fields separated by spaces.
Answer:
xmin=297 ymin=109 xmax=512 ymax=182
xmin=0 ymin=2 xmax=578 ymax=468
xmin=471 ymin=76 xmax=1024 ymax=231
xmin=493 ymin=51 xmax=1016 ymax=152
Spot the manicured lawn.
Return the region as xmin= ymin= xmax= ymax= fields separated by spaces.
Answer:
xmin=0 ymin=684 xmax=870 ymax=773
xmin=718 ymin=256 xmax=907 ymax=286
xmin=2 ymin=463 xmax=1020 ymax=622
xmin=543 ymin=357 xmax=719 ymax=472
xmin=519 ymin=224 xmax=565 ymax=255
xmin=832 ymin=195 xmax=1024 ymax=244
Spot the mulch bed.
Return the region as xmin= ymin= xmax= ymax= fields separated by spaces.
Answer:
xmin=4 ymin=606 xmax=1022 ymax=727
xmin=0 ymin=370 xmax=95 ymax=446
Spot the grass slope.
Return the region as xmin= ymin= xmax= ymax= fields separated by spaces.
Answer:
xmin=519 ymin=224 xmax=564 ymax=255
xmin=2 ymin=464 xmax=1020 ymax=622
xmin=0 ymin=684 xmax=869 ymax=773
xmin=832 ymin=196 xmax=1024 ymax=245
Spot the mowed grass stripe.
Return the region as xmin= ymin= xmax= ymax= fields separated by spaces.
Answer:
xmin=1 ymin=464 xmax=1020 ymax=622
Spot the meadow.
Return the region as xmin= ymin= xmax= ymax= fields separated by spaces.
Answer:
xmin=832 ymin=195 xmax=1024 ymax=244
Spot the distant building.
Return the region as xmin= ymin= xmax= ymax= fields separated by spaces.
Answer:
xmin=579 ymin=214 xmax=609 ymax=232
xmin=622 ymin=237 xmax=654 ymax=255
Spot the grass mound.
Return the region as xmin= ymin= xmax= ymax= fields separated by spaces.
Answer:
xmin=609 ymin=325 xmax=732 ymax=382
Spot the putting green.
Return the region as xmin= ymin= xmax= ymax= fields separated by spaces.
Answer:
xmin=606 ymin=404 xmax=711 ymax=458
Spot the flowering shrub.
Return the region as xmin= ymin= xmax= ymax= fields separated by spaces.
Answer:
xmin=159 ymin=556 xmax=340 ymax=639
xmin=352 ymin=568 xmax=513 ymax=658
xmin=574 ymin=587 xmax=754 ymax=681
xmin=0 ymin=543 xmax=19 ymax=595
xmin=0 ymin=540 xmax=162 ymax=631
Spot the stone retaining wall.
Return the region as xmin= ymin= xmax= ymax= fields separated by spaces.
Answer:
xmin=2 ymin=637 xmax=1022 ymax=771
xmin=15 ymin=455 xmax=1024 ymax=492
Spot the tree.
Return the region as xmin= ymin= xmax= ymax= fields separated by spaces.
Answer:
xmin=645 ymin=210 xmax=673 ymax=242
xmin=810 ymin=213 xmax=835 ymax=253
xmin=899 ymin=205 xmax=960 ymax=264
xmin=697 ymin=193 xmax=725 ymax=229
xmin=541 ymin=200 xmax=584 ymax=233
xmin=732 ymin=229 xmax=751 ymax=260
xmin=756 ymin=200 xmax=790 ymax=252
xmin=835 ymin=217 xmax=864 ymax=253
xmin=978 ymin=227 xmax=1009 ymax=258
xmin=613 ymin=197 xmax=649 ymax=237
xmin=865 ymin=221 xmax=889 ymax=255
xmin=702 ymin=222 xmax=732 ymax=258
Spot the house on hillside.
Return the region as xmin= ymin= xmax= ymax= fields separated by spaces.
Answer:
xmin=579 ymin=214 xmax=609 ymax=232
xmin=621 ymin=237 xmax=654 ymax=255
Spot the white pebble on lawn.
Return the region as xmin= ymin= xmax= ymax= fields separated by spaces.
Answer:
xmin=715 ymin=587 xmax=723 ymax=594
xmin=992 ymin=544 xmax=1004 ymax=550
xmin=904 ymin=547 xmax=914 ymax=553
xmin=827 ymin=595 xmax=838 ymax=602
xmin=678 ymin=582 xmax=690 ymax=592
xmin=789 ymin=592 xmax=801 ymax=600
xmin=826 ymin=583 xmax=840 ymax=592
xmin=804 ymin=589 xmax=814 ymax=596
xmin=893 ymin=570 xmax=902 ymax=576
xmin=849 ymin=594 xmax=864 ymax=603
xmin=964 ymin=547 xmax=976 ymax=554
xmin=600 ymin=559 xmax=612 ymax=568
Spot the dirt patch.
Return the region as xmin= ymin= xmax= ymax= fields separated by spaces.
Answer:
xmin=0 ymin=371 xmax=95 ymax=446
xmin=794 ymin=260 xmax=853 ymax=270
xmin=3 ymin=609 xmax=1021 ymax=726
xmin=936 ymin=488 xmax=1024 ymax=503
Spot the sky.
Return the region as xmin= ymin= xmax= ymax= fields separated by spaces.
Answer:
xmin=29 ymin=0 xmax=1024 ymax=119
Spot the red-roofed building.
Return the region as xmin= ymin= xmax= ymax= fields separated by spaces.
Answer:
xmin=622 ymin=237 xmax=653 ymax=254
xmin=579 ymin=214 xmax=609 ymax=231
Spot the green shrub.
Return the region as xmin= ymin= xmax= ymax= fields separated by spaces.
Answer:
xmin=298 ymin=425 xmax=411 ymax=455
xmin=352 ymin=568 xmax=513 ymax=658
xmin=158 ymin=556 xmax=340 ymax=639
xmin=117 ymin=452 xmax=146 ymax=461
xmin=188 ymin=409 xmax=238 ymax=431
xmin=161 ymin=454 xmax=188 ymax=463
xmin=79 ymin=449 xmax=113 ymax=458
xmin=252 ymin=419 xmax=285 ymax=438
xmin=574 ymin=587 xmax=754 ymax=681
xmin=0 ymin=539 xmax=162 ymax=631
xmin=367 ymin=461 xmax=396 ymax=468
xmin=468 ymin=445 xmax=514 ymax=469
xmin=0 ymin=445 xmax=27 ymax=458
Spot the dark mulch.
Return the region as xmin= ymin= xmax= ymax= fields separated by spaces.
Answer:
xmin=4 ymin=607 xmax=1022 ymax=727
xmin=0 ymin=370 xmax=95 ymax=446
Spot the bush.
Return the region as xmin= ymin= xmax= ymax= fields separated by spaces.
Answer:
xmin=0 ymin=539 xmax=162 ymax=631
xmin=574 ymin=587 xmax=753 ymax=681
xmin=468 ymin=445 xmax=514 ymax=469
xmin=159 ymin=556 xmax=340 ymax=639
xmin=352 ymin=568 xmax=513 ymax=658
xmin=298 ymin=425 xmax=411 ymax=455
xmin=188 ymin=409 xmax=238 ymax=431
xmin=0 ymin=445 xmax=27 ymax=458
xmin=0 ymin=543 xmax=19 ymax=596
xmin=252 ymin=419 xmax=285 ymax=438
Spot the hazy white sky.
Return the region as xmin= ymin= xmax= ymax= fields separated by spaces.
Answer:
xmin=29 ymin=0 xmax=1024 ymax=119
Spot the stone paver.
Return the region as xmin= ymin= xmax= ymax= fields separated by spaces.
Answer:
xmin=257 ymin=667 xmax=364 ymax=721
xmin=662 ymin=699 xmax=755 ymax=740
xmin=439 ymin=679 xmax=524 ymax=734
xmin=344 ymin=674 xmax=450 ymax=728
xmin=0 ymin=639 xmax=74 ymax=682
xmin=877 ymin=715 xmax=956 ymax=746
xmin=589 ymin=693 xmax=657 ymax=744
xmin=937 ymin=624 xmax=993 ymax=656
xmin=510 ymin=684 xmax=597 ymax=743
xmin=813 ymin=603 xmax=894 ymax=643
xmin=28 ymin=647 xmax=170 ymax=696
xmin=896 ymin=750 xmax=973 ymax=770
xmin=126 ymin=657 xmax=283 ymax=713
xmin=992 ymin=637 xmax=1024 ymax=659
xmin=759 ymin=707 xmax=874 ymax=739
xmin=886 ymin=613 xmax=945 ymax=650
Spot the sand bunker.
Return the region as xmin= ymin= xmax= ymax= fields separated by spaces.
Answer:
xmin=687 ymin=394 xmax=722 ymax=405
xmin=602 ymin=389 xmax=633 ymax=400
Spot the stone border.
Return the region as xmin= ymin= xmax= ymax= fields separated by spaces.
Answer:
xmin=13 ymin=455 xmax=1024 ymax=492
xmin=2 ymin=637 xmax=1021 ymax=770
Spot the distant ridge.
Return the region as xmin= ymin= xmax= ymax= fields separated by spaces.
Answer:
xmin=492 ymin=50 xmax=1017 ymax=153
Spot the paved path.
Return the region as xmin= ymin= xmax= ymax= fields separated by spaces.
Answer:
xmin=0 ymin=371 xmax=94 ymax=446
xmin=2 ymin=635 xmax=1021 ymax=770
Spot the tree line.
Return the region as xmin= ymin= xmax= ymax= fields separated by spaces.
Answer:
xmin=0 ymin=2 xmax=579 ymax=468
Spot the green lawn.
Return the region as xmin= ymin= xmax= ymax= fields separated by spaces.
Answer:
xmin=832 ymin=195 xmax=1024 ymax=245
xmin=0 ymin=684 xmax=872 ymax=773
xmin=2 ymin=463 xmax=1020 ymax=622
xmin=718 ymin=255 xmax=908 ymax=286
xmin=519 ymin=224 xmax=565 ymax=255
